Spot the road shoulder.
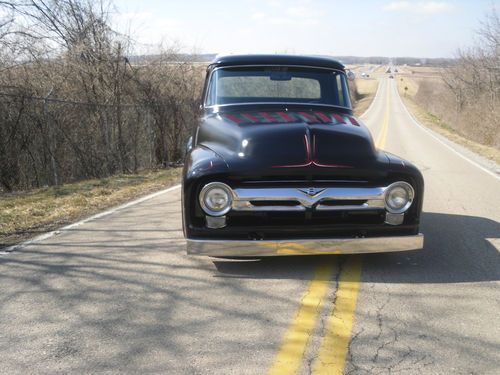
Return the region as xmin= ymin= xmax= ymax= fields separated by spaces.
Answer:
xmin=1 ymin=168 xmax=182 ymax=251
xmin=395 ymin=84 xmax=500 ymax=179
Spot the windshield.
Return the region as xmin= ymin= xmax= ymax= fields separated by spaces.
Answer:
xmin=205 ymin=66 xmax=351 ymax=108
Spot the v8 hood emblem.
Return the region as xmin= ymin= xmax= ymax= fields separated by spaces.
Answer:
xmin=298 ymin=187 xmax=326 ymax=197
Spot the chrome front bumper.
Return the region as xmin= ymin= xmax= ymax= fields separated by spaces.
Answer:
xmin=186 ymin=234 xmax=424 ymax=257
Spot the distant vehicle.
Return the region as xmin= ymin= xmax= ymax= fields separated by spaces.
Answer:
xmin=183 ymin=54 xmax=424 ymax=257
xmin=366 ymin=73 xmax=370 ymax=78
xmin=389 ymin=75 xmax=394 ymax=79
xmin=394 ymin=68 xmax=398 ymax=73
xmin=361 ymin=72 xmax=366 ymax=77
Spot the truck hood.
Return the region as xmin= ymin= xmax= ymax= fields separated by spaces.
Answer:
xmin=196 ymin=110 xmax=382 ymax=178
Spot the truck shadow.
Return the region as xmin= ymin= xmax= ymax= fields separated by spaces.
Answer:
xmin=0 ymin=207 xmax=497 ymax=372
xmin=213 ymin=212 xmax=500 ymax=283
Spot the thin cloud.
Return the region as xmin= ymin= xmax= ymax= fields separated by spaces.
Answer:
xmin=384 ymin=1 xmax=454 ymax=14
xmin=251 ymin=0 xmax=321 ymax=27
xmin=116 ymin=11 xmax=154 ymax=22
xmin=113 ymin=10 xmax=183 ymax=50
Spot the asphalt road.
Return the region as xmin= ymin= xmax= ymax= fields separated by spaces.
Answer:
xmin=1 ymin=77 xmax=499 ymax=375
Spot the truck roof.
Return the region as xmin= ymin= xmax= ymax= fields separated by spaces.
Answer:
xmin=209 ymin=54 xmax=345 ymax=71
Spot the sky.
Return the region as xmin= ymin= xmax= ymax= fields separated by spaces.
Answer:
xmin=112 ymin=0 xmax=499 ymax=58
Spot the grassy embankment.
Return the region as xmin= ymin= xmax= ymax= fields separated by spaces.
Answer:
xmin=351 ymin=64 xmax=384 ymax=116
xmin=396 ymin=67 xmax=500 ymax=164
xmin=352 ymin=78 xmax=379 ymax=116
xmin=0 ymin=168 xmax=182 ymax=249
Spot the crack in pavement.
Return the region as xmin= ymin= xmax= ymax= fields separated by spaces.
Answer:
xmin=302 ymin=259 xmax=342 ymax=375
xmin=344 ymin=276 xmax=437 ymax=375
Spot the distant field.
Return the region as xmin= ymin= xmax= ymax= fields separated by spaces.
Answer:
xmin=373 ymin=65 xmax=388 ymax=74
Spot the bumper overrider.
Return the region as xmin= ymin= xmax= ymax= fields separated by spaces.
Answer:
xmin=189 ymin=181 xmax=424 ymax=256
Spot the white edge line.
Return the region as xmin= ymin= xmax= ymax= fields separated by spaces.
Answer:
xmin=393 ymin=80 xmax=500 ymax=181
xmin=2 ymin=184 xmax=181 ymax=254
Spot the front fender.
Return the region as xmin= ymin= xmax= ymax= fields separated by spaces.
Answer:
xmin=384 ymin=151 xmax=425 ymax=225
xmin=184 ymin=145 xmax=229 ymax=181
xmin=182 ymin=146 xmax=229 ymax=237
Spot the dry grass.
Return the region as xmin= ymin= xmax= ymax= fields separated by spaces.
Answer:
xmin=397 ymin=74 xmax=500 ymax=164
xmin=373 ymin=65 xmax=388 ymax=74
xmin=397 ymin=73 xmax=419 ymax=97
xmin=356 ymin=78 xmax=379 ymax=97
xmin=400 ymin=66 xmax=443 ymax=76
xmin=0 ymin=168 xmax=182 ymax=248
xmin=353 ymin=78 xmax=379 ymax=116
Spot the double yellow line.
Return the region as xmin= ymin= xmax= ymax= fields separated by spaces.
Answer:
xmin=375 ymin=81 xmax=391 ymax=150
xmin=268 ymin=79 xmax=392 ymax=375
xmin=268 ymin=263 xmax=334 ymax=374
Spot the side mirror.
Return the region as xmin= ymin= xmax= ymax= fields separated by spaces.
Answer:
xmin=185 ymin=136 xmax=193 ymax=155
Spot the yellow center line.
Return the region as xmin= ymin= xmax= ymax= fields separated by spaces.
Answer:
xmin=312 ymin=79 xmax=391 ymax=375
xmin=312 ymin=256 xmax=363 ymax=374
xmin=268 ymin=78 xmax=391 ymax=375
xmin=268 ymin=263 xmax=335 ymax=375
xmin=375 ymin=80 xmax=391 ymax=149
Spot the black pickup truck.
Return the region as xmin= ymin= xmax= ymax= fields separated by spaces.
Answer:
xmin=182 ymin=55 xmax=424 ymax=257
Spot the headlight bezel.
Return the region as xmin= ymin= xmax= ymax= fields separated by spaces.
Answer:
xmin=199 ymin=182 xmax=233 ymax=216
xmin=384 ymin=181 xmax=415 ymax=214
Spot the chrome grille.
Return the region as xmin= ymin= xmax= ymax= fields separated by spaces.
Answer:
xmin=231 ymin=186 xmax=386 ymax=212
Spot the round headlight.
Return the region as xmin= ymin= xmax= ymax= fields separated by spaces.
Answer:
xmin=199 ymin=182 xmax=233 ymax=216
xmin=384 ymin=181 xmax=414 ymax=214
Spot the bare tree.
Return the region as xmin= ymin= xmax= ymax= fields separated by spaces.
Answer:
xmin=0 ymin=0 xmax=204 ymax=192
xmin=437 ymin=5 xmax=500 ymax=147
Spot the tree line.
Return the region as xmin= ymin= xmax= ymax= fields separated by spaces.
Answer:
xmin=0 ymin=0 xmax=205 ymax=192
